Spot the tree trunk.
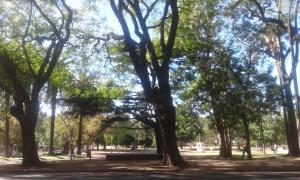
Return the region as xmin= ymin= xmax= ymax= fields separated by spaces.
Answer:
xmin=292 ymin=70 xmax=300 ymax=144
xmin=77 ymin=114 xmax=83 ymax=155
xmin=259 ymin=119 xmax=266 ymax=154
xmin=62 ymin=140 xmax=70 ymax=155
xmin=154 ymin=122 xmax=163 ymax=154
xmin=290 ymin=30 xmax=300 ymax=145
xmin=4 ymin=92 xmax=10 ymax=158
xmin=49 ymin=85 xmax=58 ymax=155
xmin=212 ymin=104 xmax=231 ymax=158
xmin=225 ymin=127 xmax=232 ymax=156
xmin=20 ymin=116 xmax=40 ymax=166
xmin=217 ymin=128 xmax=231 ymax=158
xmin=276 ymin=62 xmax=292 ymax=151
xmin=284 ymin=84 xmax=300 ymax=156
xmin=9 ymin=143 xmax=13 ymax=157
xmin=11 ymin=100 xmax=40 ymax=166
xmin=156 ymin=96 xmax=187 ymax=167
xmin=243 ymin=119 xmax=252 ymax=160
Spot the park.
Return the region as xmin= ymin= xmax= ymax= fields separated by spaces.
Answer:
xmin=0 ymin=0 xmax=300 ymax=179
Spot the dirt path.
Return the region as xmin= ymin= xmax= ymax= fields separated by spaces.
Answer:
xmin=0 ymin=151 xmax=299 ymax=173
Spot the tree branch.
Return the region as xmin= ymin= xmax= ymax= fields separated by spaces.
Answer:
xmin=130 ymin=0 xmax=160 ymax=72
xmin=162 ymin=0 xmax=179 ymax=69
xmin=160 ymin=2 xmax=169 ymax=55
xmin=22 ymin=1 xmax=37 ymax=79
xmin=31 ymin=0 xmax=61 ymax=39
xmin=250 ymin=0 xmax=288 ymax=31
xmin=143 ymin=0 xmax=159 ymax=21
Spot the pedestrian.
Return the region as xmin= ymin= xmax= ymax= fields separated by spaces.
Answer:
xmin=241 ymin=135 xmax=252 ymax=160
xmin=87 ymin=148 xmax=91 ymax=160
xmin=69 ymin=147 xmax=75 ymax=160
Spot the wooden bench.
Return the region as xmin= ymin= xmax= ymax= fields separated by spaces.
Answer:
xmin=106 ymin=153 xmax=162 ymax=160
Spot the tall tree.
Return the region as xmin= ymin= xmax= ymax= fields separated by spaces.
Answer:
xmin=174 ymin=0 xmax=235 ymax=158
xmin=48 ymin=84 xmax=58 ymax=155
xmin=48 ymin=61 xmax=72 ymax=155
xmin=109 ymin=0 xmax=186 ymax=166
xmin=64 ymin=79 xmax=119 ymax=155
xmin=232 ymin=0 xmax=300 ymax=155
xmin=0 ymin=0 xmax=73 ymax=166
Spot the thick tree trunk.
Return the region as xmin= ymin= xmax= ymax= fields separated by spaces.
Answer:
xmin=224 ymin=127 xmax=232 ymax=156
xmin=156 ymin=95 xmax=187 ymax=167
xmin=292 ymin=71 xmax=300 ymax=144
xmin=77 ymin=114 xmax=83 ymax=155
xmin=154 ymin=122 xmax=163 ymax=154
xmin=290 ymin=32 xmax=300 ymax=145
xmin=217 ymin=127 xmax=231 ymax=158
xmin=11 ymin=100 xmax=40 ymax=166
xmin=62 ymin=140 xmax=70 ymax=155
xmin=49 ymin=85 xmax=58 ymax=155
xmin=284 ymin=84 xmax=300 ymax=156
xmin=282 ymin=91 xmax=291 ymax=148
xmin=276 ymin=62 xmax=292 ymax=150
xmin=4 ymin=92 xmax=10 ymax=158
xmin=20 ymin=113 xmax=40 ymax=166
xmin=212 ymin=104 xmax=231 ymax=158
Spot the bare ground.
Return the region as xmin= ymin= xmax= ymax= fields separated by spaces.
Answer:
xmin=0 ymin=150 xmax=299 ymax=173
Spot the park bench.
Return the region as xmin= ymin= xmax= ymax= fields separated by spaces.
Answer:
xmin=106 ymin=153 xmax=162 ymax=160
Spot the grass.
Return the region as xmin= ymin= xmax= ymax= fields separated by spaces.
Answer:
xmin=0 ymin=154 xmax=86 ymax=164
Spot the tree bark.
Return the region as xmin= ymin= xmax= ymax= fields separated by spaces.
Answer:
xmin=109 ymin=0 xmax=183 ymax=167
xmin=14 ymin=101 xmax=40 ymax=166
xmin=77 ymin=114 xmax=83 ymax=155
xmin=212 ymin=102 xmax=232 ymax=158
xmin=293 ymin=73 xmax=300 ymax=144
xmin=155 ymin=79 xmax=187 ymax=167
xmin=4 ymin=92 xmax=10 ymax=158
xmin=49 ymin=85 xmax=58 ymax=155
xmin=9 ymin=98 xmax=40 ymax=166
xmin=62 ymin=139 xmax=70 ymax=155
xmin=20 ymin=120 xmax=40 ymax=166
xmin=216 ymin=125 xmax=231 ymax=158
xmin=243 ymin=119 xmax=252 ymax=160
xmin=224 ymin=127 xmax=232 ymax=156
xmin=154 ymin=122 xmax=163 ymax=154
xmin=284 ymin=84 xmax=300 ymax=156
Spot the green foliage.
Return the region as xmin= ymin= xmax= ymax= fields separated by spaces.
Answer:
xmin=176 ymin=104 xmax=199 ymax=143
xmin=121 ymin=134 xmax=135 ymax=147
xmin=250 ymin=115 xmax=286 ymax=145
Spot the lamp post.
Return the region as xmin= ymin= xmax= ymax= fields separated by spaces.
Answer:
xmin=117 ymin=122 xmax=120 ymax=153
xmin=194 ymin=123 xmax=204 ymax=152
xmin=194 ymin=123 xmax=201 ymax=143
xmin=110 ymin=135 xmax=113 ymax=154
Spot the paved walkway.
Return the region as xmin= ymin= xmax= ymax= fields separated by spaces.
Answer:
xmin=1 ymin=171 xmax=300 ymax=180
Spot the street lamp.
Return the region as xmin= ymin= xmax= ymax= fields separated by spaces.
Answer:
xmin=117 ymin=122 xmax=120 ymax=153
xmin=194 ymin=123 xmax=201 ymax=143
xmin=194 ymin=123 xmax=204 ymax=152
